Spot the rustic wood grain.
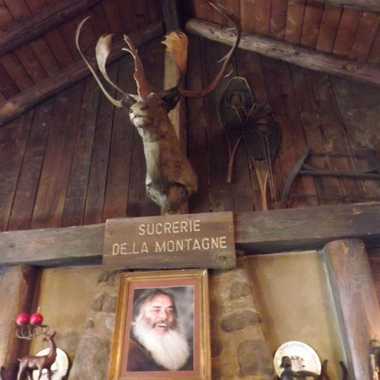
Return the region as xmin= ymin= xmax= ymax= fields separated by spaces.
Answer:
xmin=299 ymin=0 xmax=380 ymax=13
xmin=7 ymin=100 xmax=54 ymax=231
xmin=186 ymin=18 xmax=380 ymax=87
xmin=254 ymin=0 xmax=271 ymax=35
xmin=285 ymin=0 xmax=306 ymax=44
xmin=300 ymin=0 xmax=324 ymax=48
xmin=270 ymin=0 xmax=288 ymax=39
xmin=0 ymin=111 xmax=34 ymax=232
xmin=349 ymin=12 xmax=380 ymax=62
xmin=0 ymin=54 xmax=33 ymax=91
xmin=32 ymin=84 xmax=84 ymax=229
xmin=322 ymin=239 xmax=380 ymax=380
xmin=241 ymin=0 xmax=256 ymax=33
xmin=0 ymin=62 xmax=19 ymax=99
xmin=1 ymin=202 xmax=380 ymax=265
xmin=83 ymin=64 xmax=117 ymax=225
xmin=316 ymin=5 xmax=342 ymax=53
xmin=0 ymin=22 xmax=164 ymax=126
xmin=61 ymin=77 xmax=100 ymax=227
xmin=187 ymin=36 xmax=210 ymax=213
xmin=333 ymin=8 xmax=361 ymax=57
xmin=368 ymin=29 xmax=380 ymax=63
xmin=103 ymin=212 xmax=236 ymax=269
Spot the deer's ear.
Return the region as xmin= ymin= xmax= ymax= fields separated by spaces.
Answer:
xmin=161 ymin=87 xmax=180 ymax=112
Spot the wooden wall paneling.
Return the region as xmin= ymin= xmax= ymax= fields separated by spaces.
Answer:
xmin=187 ymin=36 xmax=210 ymax=213
xmin=290 ymin=66 xmax=342 ymax=204
xmin=7 ymin=100 xmax=53 ymax=231
xmin=231 ymin=50 xmax=262 ymax=211
xmin=254 ymin=0 xmax=271 ymax=35
xmin=368 ymin=29 xmax=380 ymax=63
xmin=333 ymin=8 xmax=361 ymax=57
xmin=103 ymin=57 xmax=135 ymax=220
xmin=349 ymin=12 xmax=380 ymax=62
xmin=241 ymin=0 xmax=256 ymax=33
xmin=61 ymin=77 xmax=100 ymax=227
xmin=261 ymin=57 xmax=306 ymax=208
xmin=221 ymin=0 xmax=240 ymax=27
xmin=136 ymin=0 xmax=151 ymax=30
xmin=0 ymin=62 xmax=19 ymax=99
xmin=309 ymin=73 xmax=363 ymax=202
xmin=83 ymin=63 xmax=118 ymax=224
xmin=273 ymin=60 xmax=319 ymax=207
xmin=116 ymin=0 xmax=137 ymax=33
xmin=192 ymin=0 xmax=223 ymax=24
xmin=146 ymin=0 xmax=162 ymax=25
xmin=44 ymin=29 xmax=73 ymax=67
xmin=316 ymin=4 xmax=342 ymax=53
xmin=88 ymin=3 xmax=109 ymax=37
xmin=285 ymin=0 xmax=306 ymax=44
xmin=300 ymin=0 xmax=324 ymax=48
xmin=103 ymin=0 xmax=123 ymax=33
xmin=31 ymin=83 xmax=84 ymax=229
xmin=270 ymin=0 xmax=288 ymax=39
xmin=0 ymin=110 xmax=34 ymax=231
xmin=202 ymin=39 xmax=233 ymax=211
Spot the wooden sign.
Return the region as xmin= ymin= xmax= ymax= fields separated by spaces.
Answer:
xmin=103 ymin=212 xmax=235 ymax=269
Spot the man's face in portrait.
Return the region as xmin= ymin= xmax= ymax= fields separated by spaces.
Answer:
xmin=131 ymin=290 xmax=192 ymax=371
xmin=141 ymin=294 xmax=176 ymax=336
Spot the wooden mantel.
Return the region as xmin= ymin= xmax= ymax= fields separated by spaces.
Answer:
xmin=0 ymin=202 xmax=379 ymax=267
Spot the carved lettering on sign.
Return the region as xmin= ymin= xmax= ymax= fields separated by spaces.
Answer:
xmin=103 ymin=212 xmax=235 ymax=270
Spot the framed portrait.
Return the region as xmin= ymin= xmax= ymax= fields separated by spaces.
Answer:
xmin=109 ymin=269 xmax=211 ymax=380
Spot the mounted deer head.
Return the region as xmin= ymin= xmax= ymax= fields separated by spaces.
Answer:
xmin=76 ymin=1 xmax=240 ymax=214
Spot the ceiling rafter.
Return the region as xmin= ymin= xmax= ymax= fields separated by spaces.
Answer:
xmin=0 ymin=22 xmax=164 ymax=127
xmin=0 ymin=0 xmax=102 ymax=57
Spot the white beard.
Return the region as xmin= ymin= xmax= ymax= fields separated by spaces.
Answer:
xmin=133 ymin=315 xmax=191 ymax=370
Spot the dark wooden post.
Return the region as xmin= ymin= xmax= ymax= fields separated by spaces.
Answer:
xmin=322 ymin=239 xmax=380 ymax=379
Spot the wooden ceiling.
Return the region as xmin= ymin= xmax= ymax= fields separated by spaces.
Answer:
xmin=0 ymin=0 xmax=380 ymax=127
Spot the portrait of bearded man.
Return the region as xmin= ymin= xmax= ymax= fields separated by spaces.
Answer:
xmin=127 ymin=288 xmax=194 ymax=372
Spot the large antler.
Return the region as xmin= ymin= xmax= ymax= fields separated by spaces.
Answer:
xmin=163 ymin=0 xmax=241 ymax=98
xmin=75 ymin=17 xmax=138 ymax=107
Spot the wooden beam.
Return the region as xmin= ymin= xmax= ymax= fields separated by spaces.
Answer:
xmin=322 ymin=240 xmax=380 ymax=379
xmin=298 ymin=0 xmax=380 ymax=13
xmin=0 ymin=22 xmax=164 ymax=127
xmin=0 ymin=203 xmax=380 ymax=266
xmin=185 ymin=18 xmax=380 ymax=87
xmin=0 ymin=0 xmax=102 ymax=58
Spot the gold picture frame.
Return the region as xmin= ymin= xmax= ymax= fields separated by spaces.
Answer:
xmin=109 ymin=269 xmax=211 ymax=380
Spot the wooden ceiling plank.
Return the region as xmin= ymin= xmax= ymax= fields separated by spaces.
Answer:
xmin=44 ymin=29 xmax=73 ymax=67
xmin=0 ymin=0 xmax=102 ymax=57
xmin=187 ymin=18 xmax=380 ymax=87
xmin=0 ymin=61 xmax=20 ymax=98
xmin=254 ymin=0 xmax=271 ymax=35
xmin=270 ymin=0 xmax=288 ymax=39
xmin=300 ymin=0 xmax=325 ymax=48
xmin=241 ymin=0 xmax=256 ymax=33
xmin=316 ymin=4 xmax=343 ymax=53
xmin=0 ymin=54 xmax=33 ymax=91
xmin=14 ymin=45 xmax=48 ymax=82
xmin=368 ymin=27 xmax=380 ymax=63
xmin=296 ymin=0 xmax=380 ymax=13
xmin=349 ymin=11 xmax=380 ymax=61
xmin=333 ymin=7 xmax=361 ymax=57
xmin=103 ymin=0 xmax=123 ymax=33
xmin=285 ymin=0 xmax=306 ymax=44
xmin=0 ymin=22 xmax=163 ymax=127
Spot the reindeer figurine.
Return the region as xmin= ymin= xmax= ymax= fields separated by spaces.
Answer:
xmin=75 ymin=1 xmax=241 ymax=214
xmin=17 ymin=330 xmax=57 ymax=380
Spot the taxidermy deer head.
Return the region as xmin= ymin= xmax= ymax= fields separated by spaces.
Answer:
xmin=76 ymin=1 xmax=240 ymax=214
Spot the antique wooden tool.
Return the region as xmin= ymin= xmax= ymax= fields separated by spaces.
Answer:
xmin=76 ymin=1 xmax=241 ymax=214
xmin=281 ymin=148 xmax=380 ymax=205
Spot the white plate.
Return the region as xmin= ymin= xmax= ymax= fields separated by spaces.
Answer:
xmin=273 ymin=341 xmax=321 ymax=376
xmin=32 ymin=348 xmax=69 ymax=380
